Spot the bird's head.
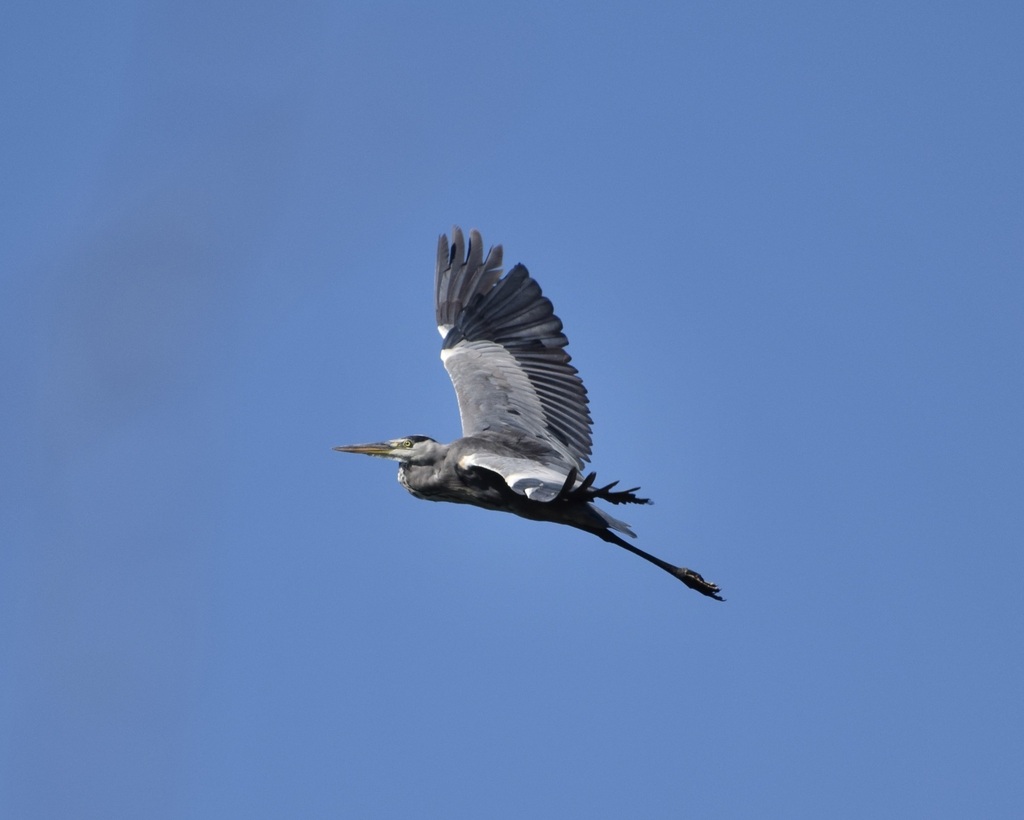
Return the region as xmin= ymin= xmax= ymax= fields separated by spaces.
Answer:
xmin=333 ymin=435 xmax=440 ymax=464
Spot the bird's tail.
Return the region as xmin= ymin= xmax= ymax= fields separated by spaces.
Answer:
xmin=591 ymin=504 xmax=637 ymax=538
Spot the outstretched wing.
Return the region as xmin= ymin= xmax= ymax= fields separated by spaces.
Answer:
xmin=435 ymin=227 xmax=593 ymax=471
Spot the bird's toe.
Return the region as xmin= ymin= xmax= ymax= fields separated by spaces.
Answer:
xmin=675 ymin=567 xmax=725 ymax=601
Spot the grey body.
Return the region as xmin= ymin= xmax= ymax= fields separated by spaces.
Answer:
xmin=396 ymin=433 xmax=610 ymax=533
xmin=335 ymin=228 xmax=722 ymax=600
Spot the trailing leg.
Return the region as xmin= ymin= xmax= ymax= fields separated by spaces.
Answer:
xmin=586 ymin=525 xmax=724 ymax=601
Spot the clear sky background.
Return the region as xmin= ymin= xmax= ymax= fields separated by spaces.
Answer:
xmin=3 ymin=2 xmax=1022 ymax=818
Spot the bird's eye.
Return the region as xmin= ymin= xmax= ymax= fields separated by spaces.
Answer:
xmin=401 ymin=439 xmax=414 ymax=448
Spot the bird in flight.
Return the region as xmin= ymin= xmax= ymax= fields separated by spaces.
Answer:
xmin=335 ymin=228 xmax=723 ymax=600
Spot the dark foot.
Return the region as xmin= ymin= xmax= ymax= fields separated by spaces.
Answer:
xmin=674 ymin=567 xmax=724 ymax=601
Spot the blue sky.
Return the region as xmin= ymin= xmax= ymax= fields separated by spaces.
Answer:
xmin=3 ymin=1 xmax=1023 ymax=817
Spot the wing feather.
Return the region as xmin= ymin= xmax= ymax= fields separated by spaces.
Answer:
xmin=457 ymin=452 xmax=569 ymax=502
xmin=435 ymin=227 xmax=593 ymax=470
xmin=436 ymin=229 xmax=503 ymax=336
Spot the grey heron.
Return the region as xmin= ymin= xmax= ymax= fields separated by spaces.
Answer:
xmin=335 ymin=228 xmax=723 ymax=600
